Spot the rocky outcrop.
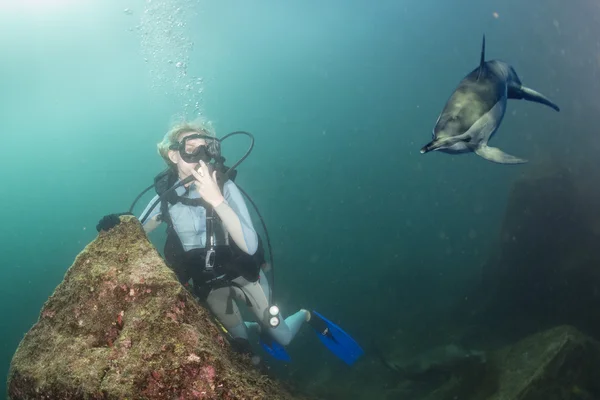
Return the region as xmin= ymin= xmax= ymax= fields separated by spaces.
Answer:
xmin=483 ymin=166 xmax=585 ymax=291
xmin=486 ymin=325 xmax=600 ymax=400
xmin=462 ymin=164 xmax=600 ymax=341
xmin=420 ymin=325 xmax=600 ymax=400
xmin=7 ymin=216 xmax=301 ymax=400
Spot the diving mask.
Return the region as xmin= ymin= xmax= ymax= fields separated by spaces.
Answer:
xmin=169 ymin=133 xmax=221 ymax=164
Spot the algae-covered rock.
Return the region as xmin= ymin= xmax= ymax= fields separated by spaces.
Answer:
xmin=418 ymin=325 xmax=600 ymax=400
xmin=486 ymin=325 xmax=600 ymax=400
xmin=7 ymin=216 xmax=300 ymax=400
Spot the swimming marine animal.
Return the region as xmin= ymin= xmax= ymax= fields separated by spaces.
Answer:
xmin=420 ymin=35 xmax=560 ymax=164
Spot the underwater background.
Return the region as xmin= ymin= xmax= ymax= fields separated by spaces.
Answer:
xmin=2 ymin=0 xmax=599 ymax=398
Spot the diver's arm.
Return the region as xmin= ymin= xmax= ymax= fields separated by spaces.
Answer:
xmin=214 ymin=202 xmax=257 ymax=255
xmin=139 ymin=194 xmax=162 ymax=234
xmin=214 ymin=181 xmax=258 ymax=255
xmin=143 ymin=215 xmax=161 ymax=234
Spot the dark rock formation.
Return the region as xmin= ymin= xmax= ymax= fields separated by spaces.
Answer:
xmin=460 ymin=164 xmax=600 ymax=342
xmin=419 ymin=325 xmax=600 ymax=400
xmin=380 ymin=343 xmax=486 ymax=382
xmin=7 ymin=216 xmax=303 ymax=400
xmin=483 ymin=166 xmax=586 ymax=294
xmin=485 ymin=325 xmax=600 ymax=400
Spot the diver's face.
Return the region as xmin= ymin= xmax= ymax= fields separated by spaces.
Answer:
xmin=168 ymin=131 xmax=207 ymax=183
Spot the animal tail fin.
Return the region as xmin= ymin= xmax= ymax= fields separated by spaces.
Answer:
xmin=511 ymin=85 xmax=560 ymax=112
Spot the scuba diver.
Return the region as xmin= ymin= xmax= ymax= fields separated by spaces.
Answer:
xmin=96 ymin=121 xmax=363 ymax=366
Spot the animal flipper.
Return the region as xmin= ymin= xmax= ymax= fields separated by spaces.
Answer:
xmin=476 ymin=34 xmax=486 ymax=81
xmin=474 ymin=144 xmax=528 ymax=164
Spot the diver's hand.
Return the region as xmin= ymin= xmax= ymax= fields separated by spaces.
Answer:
xmin=96 ymin=212 xmax=133 ymax=232
xmin=260 ymin=262 xmax=272 ymax=272
xmin=191 ymin=160 xmax=225 ymax=208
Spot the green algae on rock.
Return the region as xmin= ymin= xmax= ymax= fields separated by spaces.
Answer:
xmin=416 ymin=325 xmax=600 ymax=400
xmin=7 ymin=216 xmax=300 ymax=400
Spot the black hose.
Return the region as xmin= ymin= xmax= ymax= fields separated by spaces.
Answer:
xmin=235 ymin=183 xmax=275 ymax=305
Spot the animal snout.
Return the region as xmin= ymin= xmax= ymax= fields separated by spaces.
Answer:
xmin=420 ymin=143 xmax=432 ymax=154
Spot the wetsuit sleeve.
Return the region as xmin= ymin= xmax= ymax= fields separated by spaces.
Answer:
xmin=138 ymin=194 xmax=162 ymax=232
xmin=217 ymin=180 xmax=258 ymax=255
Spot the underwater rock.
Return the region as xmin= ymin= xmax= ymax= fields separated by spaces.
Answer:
xmin=7 ymin=216 xmax=300 ymax=400
xmin=420 ymin=325 xmax=600 ymax=400
xmin=472 ymin=163 xmax=600 ymax=340
xmin=377 ymin=343 xmax=489 ymax=400
xmin=486 ymin=325 xmax=600 ymax=400
xmin=380 ymin=343 xmax=486 ymax=382
xmin=484 ymin=165 xmax=582 ymax=286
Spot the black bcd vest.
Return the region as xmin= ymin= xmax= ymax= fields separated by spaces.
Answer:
xmin=153 ymin=166 xmax=264 ymax=287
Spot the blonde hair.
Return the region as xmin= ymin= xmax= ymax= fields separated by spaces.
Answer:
xmin=157 ymin=119 xmax=216 ymax=166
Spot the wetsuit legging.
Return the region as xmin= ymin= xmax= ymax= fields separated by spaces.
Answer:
xmin=205 ymin=269 xmax=308 ymax=345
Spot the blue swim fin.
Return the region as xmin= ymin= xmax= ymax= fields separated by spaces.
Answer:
xmin=309 ymin=310 xmax=364 ymax=365
xmin=259 ymin=335 xmax=291 ymax=362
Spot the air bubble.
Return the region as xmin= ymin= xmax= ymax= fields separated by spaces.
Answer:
xmin=137 ymin=0 xmax=205 ymax=119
